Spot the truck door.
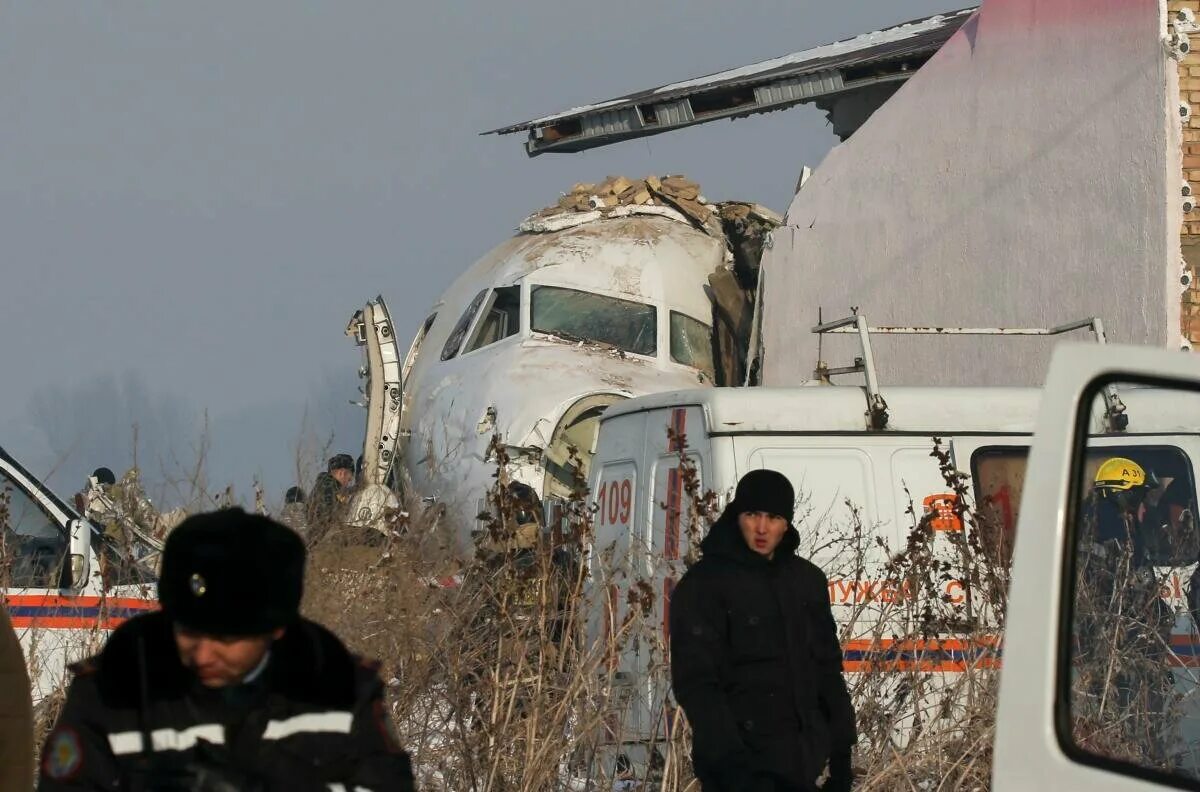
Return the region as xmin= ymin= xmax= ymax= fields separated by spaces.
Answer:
xmin=586 ymin=411 xmax=647 ymax=747
xmin=646 ymin=406 xmax=708 ymax=744
xmin=994 ymin=343 xmax=1200 ymax=791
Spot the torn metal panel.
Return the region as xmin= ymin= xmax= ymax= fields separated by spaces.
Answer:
xmin=484 ymin=7 xmax=976 ymax=155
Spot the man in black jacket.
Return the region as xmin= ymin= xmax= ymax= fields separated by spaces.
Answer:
xmin=38 ymin=508 xmax=415 ymax=792
xmin=309 ymin=453 xmax=356 ymax=529
xmin=670 ymin=469 xmax=855 ymax=792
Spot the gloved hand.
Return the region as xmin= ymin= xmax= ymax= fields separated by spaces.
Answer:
xmin=712 ymin=755 xmax=776 ymax=792
xmin=142 ymin=740 xmax=265 ymax=792
xmin=821 ymin=749 xmax=853 ymax=792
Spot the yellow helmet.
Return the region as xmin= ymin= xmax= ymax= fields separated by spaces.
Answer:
xmin=1094 ymin=457 xmax=1147 ymax=492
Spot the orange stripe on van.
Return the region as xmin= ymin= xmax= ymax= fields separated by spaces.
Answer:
xmin=841 ymin=636 xmax=1003 ymax=673
xmin=4 ymin=594 xmax=157 ymax=630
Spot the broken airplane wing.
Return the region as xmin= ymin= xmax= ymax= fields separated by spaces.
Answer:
xmin=484 ymin=6 xmax=977 ymax=155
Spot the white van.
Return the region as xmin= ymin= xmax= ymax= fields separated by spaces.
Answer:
xmin=0 ymin=446 xmax=156 ymax=702
xmin=585 ymin=382 xmax=1200 ymax=773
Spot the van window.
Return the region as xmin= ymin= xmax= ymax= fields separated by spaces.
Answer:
xmin=1 ymin=473 xmax=66 ymax=588
xmin=972 ymin=445 xmax=1197 ymax=567
xmin=971 ymin=447 xmax=1028 ymax=566
xmin=531 ymin=285 xmax=657 ymax=357
xmin=463 ymin=287 xmax=520 ymax=354
xmin=440 ymin=290 xmax=488 ymax=361
xmin=669 ymin=311 xmax=715 ymax=381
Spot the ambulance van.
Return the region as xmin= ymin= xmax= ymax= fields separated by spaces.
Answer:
xmin=585 ymin=374 xmax=1200 ymax=782
xmin=0 ymin=446 xmax=156 ymax=703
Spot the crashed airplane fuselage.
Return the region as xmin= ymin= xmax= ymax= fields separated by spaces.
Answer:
xmin=355 ymin=198 xmax=748 ymax=551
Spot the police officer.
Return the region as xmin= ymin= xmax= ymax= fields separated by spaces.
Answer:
xmin=38 ymin=508 xmax=415 ymax=791
xmin=670 ymin=469 xmax=855 ymax=792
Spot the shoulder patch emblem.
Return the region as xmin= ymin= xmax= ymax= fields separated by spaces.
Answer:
xmin=43 ymin=727 xmax=83 ymax=780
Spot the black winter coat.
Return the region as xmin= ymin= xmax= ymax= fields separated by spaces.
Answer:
xmin=669 ymin=511 xmax=855 ymax=791
xmin=309 ymin=472 xmax=345 ymax=526
xmin=38 ymin=611 xmax=414 ymax=791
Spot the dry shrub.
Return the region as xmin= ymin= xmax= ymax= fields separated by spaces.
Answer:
xmin=1069 ymin=507 xmax=1190 ymax=774
xmin=5 ymin=433 xmax=1032 ymax=789
xmin=302 ymin=439 xmax=673 ymax=791
xmin=302 ymin=434 xmax=1015 ymax=791
xmin=794 ymin=440 xmax=1008 ymax=790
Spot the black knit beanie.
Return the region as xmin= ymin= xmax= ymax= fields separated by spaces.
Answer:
xmin=729 ymin=469 xmax=795 ymax=522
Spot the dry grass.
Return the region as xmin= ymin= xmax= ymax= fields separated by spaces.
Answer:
xmin=301 ymin=437 xmax=1019 ymax=791
xmin=30 ymin=433 xmax=1188 ymax=789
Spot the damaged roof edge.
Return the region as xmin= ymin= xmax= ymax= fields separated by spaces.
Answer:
xmin=483 ymin=6 xmax=976 ymax=156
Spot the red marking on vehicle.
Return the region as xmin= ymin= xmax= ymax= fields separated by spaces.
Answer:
xmin=668 ymin=408 xmax=687 ymax=452
xmin=664 ymin=467 xmax=680 ymax=560
xmin=662 ymin=576 xmax=676 ymax=661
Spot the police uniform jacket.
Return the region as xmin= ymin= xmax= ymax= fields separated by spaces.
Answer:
xmin=38 ymin=611 xmax=414 ymax=791
xmin=669 ymin=511 xmax=856 ymax=792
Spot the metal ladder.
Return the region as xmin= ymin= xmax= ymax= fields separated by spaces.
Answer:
xmin=811 ymin=311 xmax=1128 ymax=432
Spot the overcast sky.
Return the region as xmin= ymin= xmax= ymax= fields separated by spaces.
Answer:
xmin=0 ymin=1 xmax=957 ymax=502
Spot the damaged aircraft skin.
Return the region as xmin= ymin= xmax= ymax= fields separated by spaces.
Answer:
xmin=353 ymin=207 xmax=730 ymax=551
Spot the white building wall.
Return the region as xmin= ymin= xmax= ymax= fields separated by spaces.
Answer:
xmin=761 ymin=0 xmax=1182 ymax=387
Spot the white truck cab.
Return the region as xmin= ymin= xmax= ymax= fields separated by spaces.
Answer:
xmin=0 ymin=446 xmax=156 ymax=702
xmin=585 ymin=336 xmax=1200 ymax=788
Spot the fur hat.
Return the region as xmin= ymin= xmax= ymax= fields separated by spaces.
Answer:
xmin=158 ymin=508 xmax=305 ymax=635
xmin=728 ymin=469 xmax=795 ymax=522
xmin=328 ymin=454 xmax=355 ymax=473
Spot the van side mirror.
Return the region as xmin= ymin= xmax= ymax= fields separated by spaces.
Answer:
xmin=67 ymin=519 xmax=91 ymax=589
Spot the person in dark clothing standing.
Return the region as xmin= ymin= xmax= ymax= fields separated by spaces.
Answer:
xmin=310 ymin=453 xmax=356 ymax=528
xmin=38 ymin=508 xmax=415 ymax=792
xmin=670 ymin=469 xmax=855 ymax=792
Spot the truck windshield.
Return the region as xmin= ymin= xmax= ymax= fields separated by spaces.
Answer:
xmin=530 ymin=285 xmax=657 ymax=357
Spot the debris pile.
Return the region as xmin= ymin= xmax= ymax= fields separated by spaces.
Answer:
xmin=524 ymin=174 xmax=724 ymax=237
xmin=524 ymin=173 xmax=780 ymax=244
xmin=552 ymin=173 xmax=705 ymax=215
xmin=82 ymin=468 xmax=186 ymax=577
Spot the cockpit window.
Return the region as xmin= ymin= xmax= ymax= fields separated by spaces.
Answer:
xmin=530 ymin=285 xmax=657 ymax=357
xmin=463 ymin=286 xmax=521 ymax=354
xmin=441 ymin=290 xmax=488 ymax=361
xmin=403 ymin=312 xmax=437 ymax=383
xmin=670 ymin=311 xmax=715 ymax=380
